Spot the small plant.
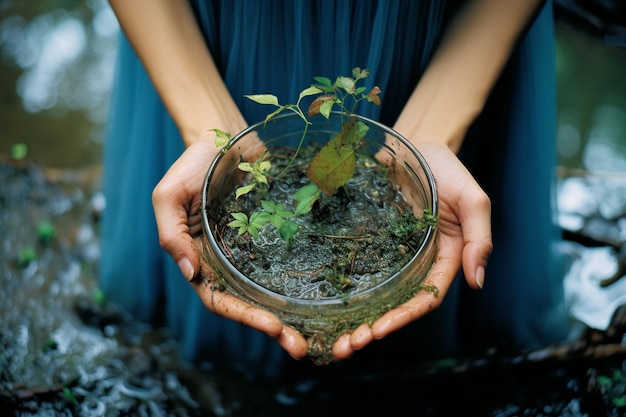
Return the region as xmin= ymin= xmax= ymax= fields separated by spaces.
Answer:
xmin=598 ymin=369 xmax=626 ymax=409
xmin=10 ymin=143 xmax=28 ymax=160
xmin=215 ymin=67 xmax=382 ymax=242
xmin=37 ymin=221 xmax=56 ymax=246
xmin=16 ymin=245 xmax=37 ymax=268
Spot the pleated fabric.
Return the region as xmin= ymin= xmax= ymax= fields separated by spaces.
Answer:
xmin=100 ymin=0 xmax=568 ymax=378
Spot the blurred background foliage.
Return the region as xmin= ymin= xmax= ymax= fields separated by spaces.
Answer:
xmin=0 ymin=0 xmax=117 ymax=168
xmin=0 ymin=0 xmax=624 ymax=172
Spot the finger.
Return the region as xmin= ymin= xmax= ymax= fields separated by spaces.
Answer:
xmin=275 ymin=326 xmax=309 ymax=359
xmin=152 ymin=144 xmax=212 ymax=280
xmin=331 ymin=333 xmax=353 ymax=360
xmin=370 ymin=234 xmax=460 ymax=339
xmin=350 ymin=323 xmax=373 ymax=350
xmin=191 ymin=280 xmax=284 ymax=338
xmin=370 ymin=284 xmax=441 ymax=340
xmin=188 ymin=212 xmax=203 ymax=236
xmin=457 ymin=184 xmax=493 ymax=289
xmin=153 ymin=183 xmax=200 ymax=281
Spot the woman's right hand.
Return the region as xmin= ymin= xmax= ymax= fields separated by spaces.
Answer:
xmin=152 ymin=135 xmax=310 ymax=359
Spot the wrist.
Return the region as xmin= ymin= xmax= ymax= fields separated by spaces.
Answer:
xmin=180 ymin=115 xmax=248 ymax=149
xmin=393 ymin=121 xmax=466 ymax=155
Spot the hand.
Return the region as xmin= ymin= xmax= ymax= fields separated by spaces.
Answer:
xmin=152 ymin=135 xmax=309 ymax=359
xmin=331 ymin=141 xmax=493 ymax=359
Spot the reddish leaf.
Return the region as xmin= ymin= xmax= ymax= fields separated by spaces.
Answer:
xmin=308 ymin=94 xmax=336 ymax=117
xmin=367 ymin=86 xmax=382 ymax=106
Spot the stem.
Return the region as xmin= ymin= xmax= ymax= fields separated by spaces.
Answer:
xmin=275 ymin=118 xmax=310 ymax=180
xmin=320 ymin=234 xmax=373 ymax=242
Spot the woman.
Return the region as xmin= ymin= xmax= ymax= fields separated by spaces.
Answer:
xmin=101 ymin=0 xmax=569 ymax=377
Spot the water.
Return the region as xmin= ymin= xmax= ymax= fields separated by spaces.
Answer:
xmin=0 ymin=0 xmax=117 ymax=168
xmin=556 ymin=24 xmax=626 ymax=172
xmin=219 ymin=148 xmax=427 ymax=300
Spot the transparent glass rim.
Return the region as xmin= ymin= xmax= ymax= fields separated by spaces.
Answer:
xmin=201 ymin=111 xmax=439 ymax=308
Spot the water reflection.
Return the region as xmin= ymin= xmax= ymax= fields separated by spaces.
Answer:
xmin=0 ymin=2 xmax=117 ymax=122
xmin=556 ymin=23 xmax=626 ymax=172
xmin=583 ymin=104 xmax=626 ymax=172
xmin=557 ymin=118 xmax=583 ymax=160
xmin=0 ymin=0 xmax=118 ymax=167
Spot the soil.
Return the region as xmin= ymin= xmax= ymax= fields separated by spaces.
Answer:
xmin=1 ymin=156 xmax=625 ymax=416
xmin=212 ymin=144 xmax=434 ymax=300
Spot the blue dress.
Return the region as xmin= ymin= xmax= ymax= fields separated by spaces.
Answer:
xmin=100 ymin=0 xmax=568 ymax=377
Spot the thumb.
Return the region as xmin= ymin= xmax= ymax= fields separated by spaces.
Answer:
xmin=153 ymin=185 xmax=201 ymax=281
xmin=457 ymin=186 xmax=493 ymax=289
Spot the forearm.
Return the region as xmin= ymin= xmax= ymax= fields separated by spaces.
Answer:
xmin=394 ymin=0 xmax=544 ymax=153
xmin=109 ymin=0 xmax=247 ymax=147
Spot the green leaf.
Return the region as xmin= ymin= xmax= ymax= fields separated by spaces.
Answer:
xmin=228 ymin=212 xmax=248 ymax=225
xmin=238 ymin=162 xmax=254 ymax=173
xmin=299 ymin=86 xmax=323 ymax=102
xmin=355 ymin=86 xmax=367 ymax=95
xmin=17 ymin=246 xmax=37 ymax=268
xmin=613 ymin=396 xmax=626 ymax=408
xmin=227 ymin=213 xmax=249 ymax=236
xmin=249 ymin=211 xmax=270 ymax=230
xmin=93 ymin=288 xmax=106 ymax=306
xmin=210 ymin=128 xmax=232 ymax=149
xmin=272 ymin=211 xmax=293 ymax=228
xmin=235 ymin=183 xmax=257 ymax=199
xmin=63 ymin=387 xmax=77 ymax=404
xmin=343 ymin=120 xmax=369 ymax=147
xmin=260 ymin=201 xmax=293 ymax=231
xmin=313 ymin=76 xmax=333 ymax=87
xmin=258 ymin=160 xmax=271 ymax=174
xmin=319 ymin=100 xmax=335 ymax=119
xmin=37 ymin=221 xmax=56 ymax=246
xmin=278 ymin=220 xmax=299 ymax=241
xmin=10 ymin=143 xmax=28 ymax=160
xmin=306 ymin=120 xmax=367 ymax=195
xmin=237 ymin=157 xmax=270 ymax=193
xmin=261 ymin=200 xmax=277 ymax=212
xmin=352 ymin=67 xmax=370 ymax=81
xmin=307 ymin=139 xmax=356 ymax=195
xmin=245 ymin=94 xmax=280 ymax=106
xmin=264 ymin=105 xmax=288 ymax=124
xmin=335 ymin=76 xmax=355 ymax=94
xmin=293 ymin=183 xmax=321 ymax=216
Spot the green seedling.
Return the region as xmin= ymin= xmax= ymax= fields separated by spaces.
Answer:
xmin=227 ymin=211 xmax=271 ymax=239
xmin=217 ymin=67 xmax=382 ymax=242
xmin=37 ymin=221 xmax=56 ymax=246
xmin=10 ymin=143 xmax=28 ymax=160
xmin=598 ymin=369 xmax=626 ymax=408
xmin=17 ymin=246 xmax=37 ymax=268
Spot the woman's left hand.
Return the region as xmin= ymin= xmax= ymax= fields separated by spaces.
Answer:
xmin=330 ymin=141 xmax=493 ymax=360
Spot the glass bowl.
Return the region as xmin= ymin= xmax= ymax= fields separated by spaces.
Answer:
xmin=200 ymin=111 xmax=438 ymax=364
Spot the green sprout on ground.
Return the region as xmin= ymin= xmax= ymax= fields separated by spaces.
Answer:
xmin=10 ymin=143 xmax=28 ymax=160
xmin=16 ymin=245 xmax=37 ymax=269
xmin=598 ymin=369 xmax=626 ymax=408
xmin=37 ymin=221 xmax=56 ymax=246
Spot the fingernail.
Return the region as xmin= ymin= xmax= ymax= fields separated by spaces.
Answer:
xmin=178 ymin=257 xmax=194 ymax=281
xmin=475 ymin=265 xmax=485 ymax=289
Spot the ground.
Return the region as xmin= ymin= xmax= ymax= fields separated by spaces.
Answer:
xmin=0 ymin=156 xmax=625 ymax=417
